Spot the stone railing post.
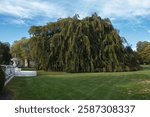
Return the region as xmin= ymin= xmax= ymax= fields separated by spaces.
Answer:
xmin=1 ymin=65 xmax=15 ymax=85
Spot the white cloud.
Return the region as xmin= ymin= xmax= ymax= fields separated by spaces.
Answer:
xmin=0 ymin=0 xmax=68 ymax=20
xmin=100 ymin=0 xmax=150 ymax=18
xmin=101 ymin=0 xmax=128 ymax=18
xmin=128 ymin=0 xmax=150 ymax=8
xmin=0 ymin=0 xmax=150 ymax=25
xmin=11 ymin=19 xmax=26 ymax=25
xmin=148 ymin=30 xmax=150 ymax=33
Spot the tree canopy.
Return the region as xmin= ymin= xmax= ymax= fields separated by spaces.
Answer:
xmin=0 ymin=41 xmax=11 ymax=65
xmin=29 ymin=14 xmax=140 ymax=72
xmin=136 ymin=41 xmax=150 ymax=64
xmin=11 ymin=37 xmax=31 ymax=67
xmin=137 ymin=41 xmax=150 ymax=52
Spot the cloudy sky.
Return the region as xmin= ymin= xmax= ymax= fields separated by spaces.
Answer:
xmin=0 ymin=0 xmax=150 ymax=49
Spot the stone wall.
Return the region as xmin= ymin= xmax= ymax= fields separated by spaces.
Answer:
xmin=1 ymin=65 xmax=15 ymax=85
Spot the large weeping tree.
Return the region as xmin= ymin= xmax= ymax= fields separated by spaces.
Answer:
xmin=29 ymin=13 xmax=140 ymax=72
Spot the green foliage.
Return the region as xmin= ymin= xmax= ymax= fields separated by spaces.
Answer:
xmin=139 ymin=44 xmax=150 ymax=64
xmin=11 ymin=37 xmax=31 ymax=67
xmin=29 ymin=14 xmax=140 ymax=72
xmin=136 ymin=41 xmax=150 ymax=64
xmin=137 ymin=41 xmax=149 ymax=52
xmin=0 ymin=42 xmax=11 ymax=65
xmin=0 ymin=66 xmax=5 ymax=94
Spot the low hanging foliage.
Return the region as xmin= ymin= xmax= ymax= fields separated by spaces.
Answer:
xmin=0 ymin=66 xmax=5 ymax=94
xmin=29 ymin=13 xmax=140 ymax=72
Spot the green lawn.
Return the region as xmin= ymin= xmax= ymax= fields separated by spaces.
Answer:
xmin=4 ymin=65 xmax=150 ymax=100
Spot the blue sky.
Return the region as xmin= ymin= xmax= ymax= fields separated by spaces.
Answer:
xmin=0 ymin=0 xmax=150 ymax=50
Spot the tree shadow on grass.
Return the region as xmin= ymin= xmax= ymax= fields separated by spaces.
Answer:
xmin=0 ymin=89 xmax=13 ymax=100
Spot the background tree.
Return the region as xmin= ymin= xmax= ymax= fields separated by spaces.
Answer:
xmin=136 ymin=41 xmax=150 ymax=64
xmin=0 ymin=41 xmax=11 ymax=94
xmin=137 ymin=41 xmax=150 ymax=64
xmin=11 ymin=37 xmax=31 ymax=67
xmin=136 ymin=41 xmax=149 ymax=52
xmin=29 ymin=13 xmax=140 ymax=72
xmin=0 ymin=41 xmax=11 ymax=65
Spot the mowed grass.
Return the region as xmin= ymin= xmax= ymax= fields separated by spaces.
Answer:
xmin=4 ymin=65 xmax=150 ymax=100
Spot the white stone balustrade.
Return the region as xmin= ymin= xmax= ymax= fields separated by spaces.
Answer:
xmin=1 ymin=65 xmax=15 ymax=85
xmin=1 ymin=65 xmax=37 ymax=85
xmin=15 ymin=71 xmax=37 ymax=76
